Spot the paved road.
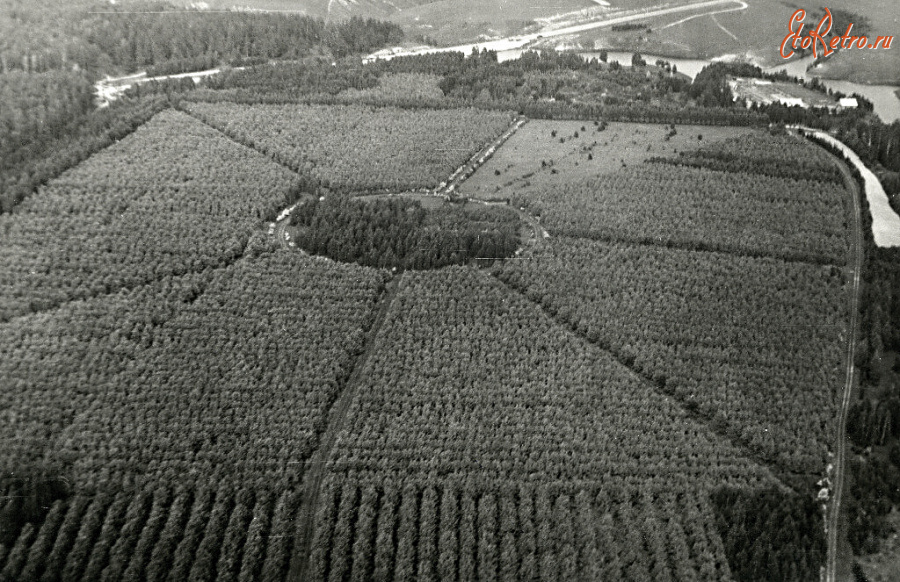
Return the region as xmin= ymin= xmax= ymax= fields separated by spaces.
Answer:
xmin=364 ymin=0 xmax=748 ymax=61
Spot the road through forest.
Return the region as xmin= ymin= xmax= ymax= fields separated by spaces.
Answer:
xmin=829 ymin=151 xmax=864 ymax=582
xmin=273 ymin=123 xmax=866 ymax=581
xmin=364 ymin=0 xmax=749 ymax=61
xmin=799 ymin=130 xmax=864 ymax=582
xmin=287 ymin=275 xmax=402 ymax=582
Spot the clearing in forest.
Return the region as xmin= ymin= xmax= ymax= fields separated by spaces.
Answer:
xmin=455 ymin=120 xmax=753 ymax=200
xmin=462 ymin=124 xmax=849 ymax=264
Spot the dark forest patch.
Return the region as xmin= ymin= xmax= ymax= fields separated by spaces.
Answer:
xmin=711 ymin=487 xmax=826 ymax=582
xmin=290 ymin=196 xmax=520 ymax=270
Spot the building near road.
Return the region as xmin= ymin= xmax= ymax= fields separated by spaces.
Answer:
xmin=728 ymin=76 xmax=855 ymax=112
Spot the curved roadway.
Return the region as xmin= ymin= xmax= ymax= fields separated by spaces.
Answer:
xmin=792 ymin=127 xmax=864 ymax=582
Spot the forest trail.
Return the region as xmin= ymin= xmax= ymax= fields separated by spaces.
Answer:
xmin=286 ymin=273 xmax=402 ymax=582
xmin=491 ymin=271 xmax=799 ymax=492
xmin=824 ymin=141 xmax=865 ymax=582
xmin=435 ymin=116 xmax=528 ymax=199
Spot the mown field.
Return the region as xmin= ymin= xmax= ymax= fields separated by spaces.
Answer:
xmin=455 ymin=120 xmax=755 ymax=198
xmin=1 ymin=105 xmax=845 ymax=581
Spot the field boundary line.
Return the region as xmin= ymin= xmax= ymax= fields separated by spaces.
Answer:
xmin=0 ymin=245 xmax=250 ymax=326
xmin=4 ymin=101 xmax=170 ymax=216
xmin=492 ymin=271 xmax=801 ymax=491
xmin=552 ymin=230 xmax=842 ymax=267
xmin=287 ymin=273 xmax=403 ymax=582
xmin=176 ymin=104 xmax=306 ymax=177
xmin=436 ymin=116 xmax=529 ymax=199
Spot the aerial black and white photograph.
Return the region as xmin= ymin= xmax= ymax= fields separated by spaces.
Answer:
xmin=0 ymin=0 xmax=898 ymax=580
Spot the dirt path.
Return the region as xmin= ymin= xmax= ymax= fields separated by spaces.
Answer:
xmin=287 ymin=274 xmax=402 ymax=582
xmin=437 ymin=116 xmax=529 ymax=199
xmin=824 ymin=146 xmax=865 ymax=582
xmin=272 ymin=201 xmax=303 ymax=251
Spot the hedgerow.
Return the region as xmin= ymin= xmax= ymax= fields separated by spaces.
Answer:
xmin=0 ymin=483 xmax=305 ymax=582
xmin=647 ymin=133 xmax=844 ymax=184
xmin=308 ymin=476 xmax=756 ymax=581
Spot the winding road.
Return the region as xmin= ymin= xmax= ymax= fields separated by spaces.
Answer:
xmin=792 ymin=128 xmax=864 ymax=582
xmin=825 ymin=153 xmax=863 ymax=582
xmin=789 ymin=128 xmax=900 ymax=582
xmin=364 ymin=0 xmax=749 ymax=62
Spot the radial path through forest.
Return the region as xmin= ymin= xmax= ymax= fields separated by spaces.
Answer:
xmin=287 ymin=273 xmax=403 ymax=582
xmin=489 ymin=271 xmax=803 ymax=491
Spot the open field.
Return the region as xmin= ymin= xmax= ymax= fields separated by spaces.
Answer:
xmin=390 ymin=0 xmax=599 ymax=45
xmin=557 ymin=0 xmax=898 ymax=83
xmin=462 ymin=122 xmax=848 ymax=263
xmin=456 ymin=120 xmax=754 ymax=198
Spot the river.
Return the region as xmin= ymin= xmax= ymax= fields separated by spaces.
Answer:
xmin=494 ymin=48 xmax=900 ymax=123
xmin=765 ymin=56 xmax=900 ymax=123
xmin=793 ymin=126 xmax=900 ymax=246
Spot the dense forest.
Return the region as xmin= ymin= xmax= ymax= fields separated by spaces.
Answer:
xmin=3 ymin=3 xmax=900 ymax=578
xmin=181 ymin=101 xmax=514 ymax=193
xmin=0 ymin=1 xmax=403 ymax=75
xmin=290 ymin=196 xmax=521 ymax=269
xmin=185 ymin=48 xmax=754 ymax=126
xmin=849 ymin=235 xmax=900 ymax=557
xmin=711 ymin=487 xmax=826 ymax=582
xmin=801 ymin=135 xmax=900 ymax=566
xmin=307 ymin=267 xmax=778 ymax=580
xmin=0 ymin=0 xmax=403 ymax=214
